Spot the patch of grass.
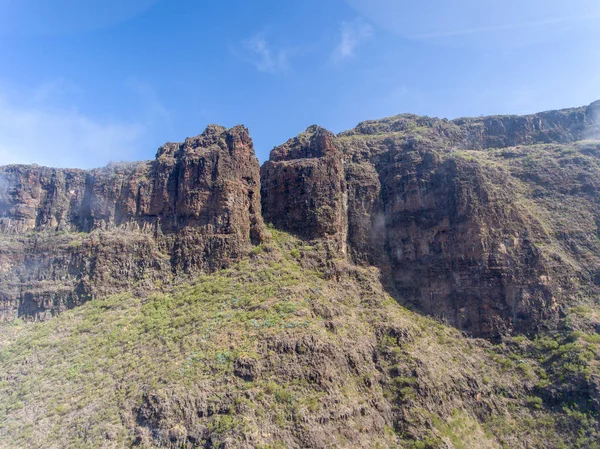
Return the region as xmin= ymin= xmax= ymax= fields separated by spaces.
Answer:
xmin=1 ymin=226 xmax=599 ymax=448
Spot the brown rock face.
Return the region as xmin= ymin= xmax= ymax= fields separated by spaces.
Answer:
xmin=260 ymin=126 xmax=348 ymax=253
xmin=0 ymin=125 xmax=265 ymax=320
xmin=261 ymin=101 xmax=600 ymax=338
xmin=369 ymin=140 xmax=558 ymax=337
xmin=2 ymin=101 xmax=600 ymax=338
xmin=454 ymin=101 xmax=600 ymax=149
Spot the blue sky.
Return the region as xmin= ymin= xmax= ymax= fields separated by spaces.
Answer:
xmin=0 ymin=0 xmax=599 ymax=168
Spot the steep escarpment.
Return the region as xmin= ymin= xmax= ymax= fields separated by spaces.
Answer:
xmin=344 ymin=100 xmax=600 ymax=149
xmin=260 ymin=125 xmax=348 ymax=254
xmin=261 ymin=102 xmax=600 ymax=338
xmin=2 ymin=102 xmax=600 ymax=449
xmin=455 ymin=100 xmax=600 ymax=149
xmin=3 ymin=103 xmax=600 ymax=338
xmin=0 ymin=125 xmax=265 ymax=320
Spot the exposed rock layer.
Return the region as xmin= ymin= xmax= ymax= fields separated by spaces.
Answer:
xmin=261 ymin=102 xmax=600 ymax=337
xmin=260 ymin=126 xmax=348 ymax=254
xmin=2 ymin=101 xmax=600 ymax=338
xmin=0 ymin=125 xmax=265 ymax=320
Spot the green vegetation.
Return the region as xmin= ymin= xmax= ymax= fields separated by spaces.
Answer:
xmin=1 ymin=229 xmax=599 ymax=448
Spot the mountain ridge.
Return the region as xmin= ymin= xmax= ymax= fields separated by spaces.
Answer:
xmin=1 ymin=101 xmax=600 ymax=448
xmin=2 ymin=101 xmax=600 ymax=337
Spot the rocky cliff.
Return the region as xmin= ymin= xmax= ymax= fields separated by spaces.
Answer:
xmin=2 ymin=102 xmax=600 ymax=449
xmin=261 ymin=101 xmax=600 ymax=338
xmin=0 ymin=124 xmax=265 ymax=320
xmin=260 ymin=125 xmax=348 ymax=254
xmin=2 ymin=102 xmax=600 ymax=339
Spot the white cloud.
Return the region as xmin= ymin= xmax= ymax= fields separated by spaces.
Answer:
xmin=331 ymin=19 xmax=373 ymax=63
xmin=241 ymin=33 xmax=289 ymax=73
xmin=0 ymin=81 xmax=150 ymax=169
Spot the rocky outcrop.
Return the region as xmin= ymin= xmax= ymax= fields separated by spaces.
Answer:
xmin=340 ymin=101 xmax=600 ymax=149
xmin=368 ymin=142 xmax=559 ymax=336
xmin=454 ymin=100 xmax=600 ymax=149
xmin=0 ymin=124 xmax=264 ymax=237
xmin=261 ymin=101 xmax=600 ymax=338
xmin=0 ymin=125 xmax=265 ymax=320
xmin=2 ymin=101 xmax=600 ymax=338
xmin=260 ymin=126 xmax=348 ymax=254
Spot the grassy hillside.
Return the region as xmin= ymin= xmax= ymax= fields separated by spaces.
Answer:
xmin=1 ymin=228 xmax=598 ymax=448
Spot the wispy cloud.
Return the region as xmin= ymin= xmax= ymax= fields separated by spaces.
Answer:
xmin=330 ymin=19 xmax=373 ymax=63
xmin=240 ymin=33 xmax=289 ymax=73
xmin=126 ymin=78 xmax=172 ymax=128
xmin=413 ymin=13 xmax=600 ymax=39
xmin=0 ymin=80 xmax=158 ymax=168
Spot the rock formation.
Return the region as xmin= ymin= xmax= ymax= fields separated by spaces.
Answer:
xmin=2 ymin=101 xmax=600 ymax=339
xmin=0 ymin=125 xmax=265 ymax=320
xmin=2 ymin=102 xmax=600 ymax=449
xmin=260 ymin=125 xmax=348 ymax=254
xmin=261 ymin=102 xmax=600 ymax=338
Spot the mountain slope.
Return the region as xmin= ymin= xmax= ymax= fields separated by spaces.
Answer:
xmin=1 ymin=102 xmax=600 ymax=448
xmin=1 ymin=229 xmax=599 ymax=448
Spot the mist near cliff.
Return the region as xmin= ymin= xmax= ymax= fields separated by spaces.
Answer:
xmin=0 ymin=172 xmax=13 ymax=217
xmin=0 ymin=84 xmax=153 ymax=169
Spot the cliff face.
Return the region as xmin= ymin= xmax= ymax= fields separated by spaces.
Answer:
xmin=1 ymin=102 xmax=600 ymax=338
xmin=2 ymin=103 xmax=600 ymax=449
xmin=0 ymin=125 xmax=265 ymax=320
xmin=261 ymin=102 xmax=600 ymax=338
xmin=260 ymin=126 xmax=348 ymax=253
xmin=455 ymin=100 xmax=600 ymax=149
